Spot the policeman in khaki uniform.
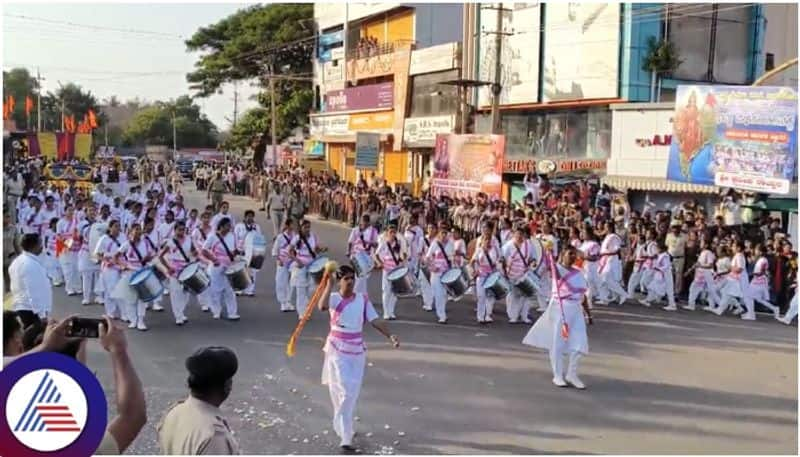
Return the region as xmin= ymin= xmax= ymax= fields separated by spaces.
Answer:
xmin=158 ymin=346 xmax=240 ymax=455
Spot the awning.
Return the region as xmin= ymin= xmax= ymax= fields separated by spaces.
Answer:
xmin=742 ymin=199 xmax=798 ymax=213
xmin=601 ymin=175 xmax=720 ymax=194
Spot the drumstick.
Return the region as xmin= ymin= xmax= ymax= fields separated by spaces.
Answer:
xmin=286 ymin=271 xmax=330 ymax=357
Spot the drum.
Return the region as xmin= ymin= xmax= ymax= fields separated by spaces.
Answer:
xmin=308 ymin=256 xmax=329 ymax=285
xmin=245 ymin=231 xmax=268 ymax=270
xmin=387 ymin=266 xmax=417 ymax=297
xmin=441 ymin=267 xmax=469 ymax=300
xmin=513 ymin=271 xmax=538 ymax=298
xmin=462 ymin=264 xmax=476 ymax=284
xmin=483 ymin=272 xmax=511 ymax=300
xmin=419 ymin=264 xmax=431 ymax=282
xmin=225 ymin=261 xmax=252 ymax=291
xmin=129 ymin=267 xmax=165 ymax=302
xmin=178 ymin=262 xmax=211 ymax=294
xmin=351 ymin=251 xmax=374 ymax=277
xmin=150 ymin=259 xmax=169 ymax=282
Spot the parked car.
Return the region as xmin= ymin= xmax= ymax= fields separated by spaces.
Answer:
xmin=176 ymin=159 xmax=194 ymax=179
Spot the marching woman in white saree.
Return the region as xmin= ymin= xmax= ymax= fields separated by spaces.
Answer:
xmin=523 ymin=245 xmax=591 ymax=389
xmin=317 ymin=264 xmax=399 ymax=451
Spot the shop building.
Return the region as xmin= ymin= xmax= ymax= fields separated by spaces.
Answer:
xmin=311 ymin=3 xmax=462 ymax=187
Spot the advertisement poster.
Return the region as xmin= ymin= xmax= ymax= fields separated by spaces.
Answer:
xmin=542 ymin=3 xmax=619 ymax=102
xmin=666 ymin=85 xmax=797 ymax=194
xmin=355 ymin=132 xmax=380 ymax=170
xmin=431 ymin=134 xmax=504 ymax=198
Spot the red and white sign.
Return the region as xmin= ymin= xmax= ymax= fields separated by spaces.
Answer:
xmin=714 ymin=171 xmax=791 ymax=195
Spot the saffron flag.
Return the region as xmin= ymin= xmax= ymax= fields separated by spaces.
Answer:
xmin=88 ymin=109 xmax=98 ymax=129
xmin=25 ymin=96 xmax=33 ymax=116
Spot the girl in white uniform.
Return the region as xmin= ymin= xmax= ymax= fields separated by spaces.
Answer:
xmin=116 ymin=224 xmax=155 ymax=331
xmin=748 ymin=244 xmax=780 ymax=319
xmin=289 ymin=219 xmax=326 ymax=319
xmin=639 ymin=242 xmax=677 ymax=310
xmin=713 ymin=242 xmax=755 ymax=320
xmin=94 ymin=220 xmax=126 ymax=320
xmin=502 ymin=225 xmax=536 ymax=324
xmin=272 ymin=218 xmax=295 ymax=312
xmin=347 ymin=215 xmax=378 ymax=295
xmin=471 ymin=235 xmax=502 ymax=323
xmin=373 ymin=223 xmax=407 ymax=320
xmin=424 ymin=223 xmax=456 ymax=324
xmin=42 ymin=218 xmax=64 ymax=286
xmin=190 ymin=211 xmax=214 ymax=313
xmin=318 ymin=265 xmax=399 ymax=451
xmin=159 ymin=220 xmax=196 ymax=325
xmin=685 ymin=239 xmax=717 ymax=311
xmin=523 ymin=246 xmax=590 ymax=389
xmin=200 ymin=216 xmax=240 ymax=320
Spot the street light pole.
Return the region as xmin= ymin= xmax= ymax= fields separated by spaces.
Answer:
xmin=172 ymin=110 xmax=177 ymax=158
xmin=490 ymin=2 xmax=504 ymax=134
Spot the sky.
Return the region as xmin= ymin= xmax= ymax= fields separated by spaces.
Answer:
xmin=2 ymin=2 xmax=263 ymax=130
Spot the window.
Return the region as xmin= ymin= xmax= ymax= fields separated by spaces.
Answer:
xmin=408 ymin=70 xmax=460 ymax=117
xmin=766 ymin=53 xmax=776 ymax=71
xmin=667 ymin=3 xmax=752 ymax=84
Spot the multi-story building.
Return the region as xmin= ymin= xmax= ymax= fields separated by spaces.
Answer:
xmin=311 ymin=3 xmax=463 ymax=189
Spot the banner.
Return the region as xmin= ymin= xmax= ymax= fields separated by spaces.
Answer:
xmin=666 ymin=85 xmax=797 ymax=194
xmin=432 ymin=134 xmax=504 ymax=198
xmin=355 ymin=132 xmax=380 ymax=170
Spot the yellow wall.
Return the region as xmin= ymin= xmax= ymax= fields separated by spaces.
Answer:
xmin=386 ymin=10 xmax=414 ymax=43
xmin=360 ymin=8 xmax=414 ymax=43
xmin=383 ymin=147 xmax=408 ymax=185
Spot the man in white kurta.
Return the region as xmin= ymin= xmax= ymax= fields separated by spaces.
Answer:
xmin=522 ymin=246 xmax=589 ymax=389
xmin=319 ymin=265 xmax=399 ymax=451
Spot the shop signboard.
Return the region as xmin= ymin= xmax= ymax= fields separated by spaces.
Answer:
xmin=324 ymin=82 xmax=394 ymax=112
xmin=355 ymin=132 xmax=380 ymax=170
xmin=409 ymin=42 xmax=459 ymax=76
xmin=310 ymin=114 xmax=350 ymax=137
xmin=432 ymin=134 xmax=504 ymax=198
xmin=504 ymin=158 xmax=607 ymax=175
xmin=666 ymin=85 xmax=797 ymax=194
xmin=348 ymin=112 xmax=394 ymax=133
xmin=403 ymin=115 xmax=455 ymax=148
xmin=322 ymin=62 xmax=344 ymax=83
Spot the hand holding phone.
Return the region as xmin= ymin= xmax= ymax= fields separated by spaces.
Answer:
xmin=66 ymin=317 xmax=104 ymax=338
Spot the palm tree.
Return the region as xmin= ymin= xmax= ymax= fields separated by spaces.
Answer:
xmin=642 ymin=36 xmax=682 ymax=102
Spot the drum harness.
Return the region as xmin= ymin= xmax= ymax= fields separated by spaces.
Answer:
xmin=436 ymin=241 xmax=452 ymax=271
xmin=218 ymin=233 xmax=237 ymax=263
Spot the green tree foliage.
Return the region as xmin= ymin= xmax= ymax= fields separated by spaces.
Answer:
xmin=185 ymin=3 xmax=313 ymax=159
xmin=2 ymin=68 xmax=39 ymax=128
xmin=122 ymin=95 xmax=218 ymax=148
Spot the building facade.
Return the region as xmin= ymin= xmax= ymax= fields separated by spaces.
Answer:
xmin=311 ymin=3 xmax=463 ymax=188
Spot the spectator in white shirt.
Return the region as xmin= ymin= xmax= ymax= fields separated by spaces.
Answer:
xmin=9 ymin=233 xmax=53 ymax=327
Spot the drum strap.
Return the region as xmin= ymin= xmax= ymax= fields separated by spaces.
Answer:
xmin=484 ymin=248 xmax=496 ymax=271
xmin=437 ymin=241 xmax=452 ymax=270
xmin=173 ymin=238 xmax=190 ymax=263
xmin=219 ymin=234 xmax=236 ymax=261
xmin=145 ymin=235 xmax=157 ymax=252
xmin=130 ymin=242 xmax=145 ymax=264
xmin=388 ymin=240 xmax=401 ymax=266
xmin=300 ymin=235 xmax=317 ymax=259
xmin=514 ymin=243 xmax=530 ymax=269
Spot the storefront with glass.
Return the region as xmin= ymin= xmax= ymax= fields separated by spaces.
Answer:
xmin=475 ymin=106 xmax=611 ymax=202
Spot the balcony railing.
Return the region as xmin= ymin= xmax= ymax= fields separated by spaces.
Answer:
xmin=346 ymin=39 xmax=416 ymax=60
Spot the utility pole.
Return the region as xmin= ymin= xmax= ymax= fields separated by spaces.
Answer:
xmin=35 ymin=68 xmax=45 ymax=132
xmin=232 ymin=81 xmax=239 ymax=127
xmin=489 ymin=2 xmax=509 ymax=134
xmin=104 ymin=124 xmax=109 ymax=146
xmin=172 ymin=110 xmax=178 ymax=157
xmin=270 ymin=74 xmax=277 ymax=162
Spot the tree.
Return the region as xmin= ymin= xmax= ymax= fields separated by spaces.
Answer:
xmin=185 ymin=3 xmax=314 ymax=162
xmin=122 ymin=96 xmax=218 ymax=148
xmin=3 ymin=68 xmax=40 ymax=129
xmin=642 ymin=36 xmax=682 ymax=102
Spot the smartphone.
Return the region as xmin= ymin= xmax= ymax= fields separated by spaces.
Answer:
xmin=66 ymin=317 xmax=104 ymax=338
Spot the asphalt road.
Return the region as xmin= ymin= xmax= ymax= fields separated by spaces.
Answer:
xmin=55 ymin=186 xmax=798 ymax=455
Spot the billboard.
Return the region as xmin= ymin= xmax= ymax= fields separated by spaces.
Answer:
xmin=431 ymin=134 xmax=504 ymax=198
xmin=666 ymin=85 xmax=797 ymax=194
xmin=543 ymin=3 xmax=620 ymax=102
xmin=324 ymin=82 xmax=393 ymax=113
xmin=477 ymin=3 xmax=540 ymax=106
